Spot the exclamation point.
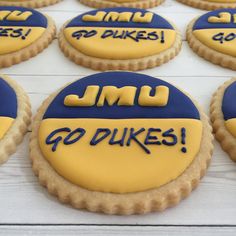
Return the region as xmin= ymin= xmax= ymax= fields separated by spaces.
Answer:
xmin=160 ymin=31 xmax=165 ymax=43
xmin=181 ymin=128 xmax=187 ymax=153
xmin=22 ymin=29 xmax=32 ymax=40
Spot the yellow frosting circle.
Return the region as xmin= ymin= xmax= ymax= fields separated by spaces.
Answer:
xmin=0 ymin=7 xmax=47 ymax=55
xmin=193 ymin=9 xmax=236 ymax=57
xmin=38 ymin=72 xmax=203 ymax=194
xmin=39 ymin=118 xmax=202 ymax=193
xmin=63 ymin=9 xmax=177 ymax=60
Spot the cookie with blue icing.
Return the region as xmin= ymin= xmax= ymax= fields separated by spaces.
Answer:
xmin=0 ymin=74 xmax=31 ymax=165
xmin=177 ymin=0 xmax=236 ymax=10
xmin=59 ymin=8 xmax=182 ymax=71
xmin=187 ymin=9 xmax=236 ymax=70
xmin=30 ymin=71 xmax=213 ymax=214
xmin=0 ymin=6 xmax=56 ymax=68
xmin=79 ymin=0 xmax=164 ymax=9
xmin=211 ymin=78 xmax=236 ymax=162
xmin=0 ymin=0 xmax=61 ymax=8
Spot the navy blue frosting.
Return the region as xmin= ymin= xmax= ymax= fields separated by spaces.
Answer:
xmin=66 ymin=7 xmax=174 ymax=29
xmin=222 ymin=81 xmax=236 ymax=120
xmin=193 ymin=9 xmax=236 ymax=30
xmin=0 ymin=77 xmax=17 ymax=119
xmin=43 ymin=72 xmax=200 ymax=120
xmin=0 ymin=6 xmax=47 ymax=27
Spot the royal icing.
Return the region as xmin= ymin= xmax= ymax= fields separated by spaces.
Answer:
xmin=63 ymin=8 xmax=177 ymax=60
xmin=222 ymin=81 xmax=236 ymax=137
xmin=192 ymin=9 xmax=236 ymax=57
xmin=38 ymin=72 xmax=203 ymax=194
xmin=0 ymin=6 xmax=47 ymax=55
xmin=0 ymin=77 xmax=17 ymax=139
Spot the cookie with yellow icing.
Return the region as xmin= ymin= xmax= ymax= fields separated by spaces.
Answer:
xmin=177 ymin=0 xmax=236 ymax=10
xmin=0 ymin=6 xmax=56 ymax=68
xmin=59 ymin=8 xmax=182 ymax=71
xmin=30 ymin=72 xmax=213 ymax=214
xmin=187 ymin=9 xmax=236 ymax=71
xmin=0 ymin=0 xmax=61 ymax=8
xmin=79 ymin=0 xmax=164 ymax=9
xmin=0 ymin=74 xmax=31 ymax=165
xmin=211 ymin=78 xmax=236 ymax=162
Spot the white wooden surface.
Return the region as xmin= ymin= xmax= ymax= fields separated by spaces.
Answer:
xmin=0 ymin=0 xmax=236 ymax=235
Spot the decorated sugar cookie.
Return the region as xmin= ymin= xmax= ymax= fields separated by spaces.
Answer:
xmin=187 ymin=9 xmax=236 ymax=71
xmin=30 ymin=72 xmax=213 ymax=214
xmin=0 ymin=75 xmax=31 ymax=165
xmin=177 ymin=0 xmax=236 ymax=10
xmin=0 ymin=0 xmax=61 ymax=8
xmin=79 ymin=0 xmax=164 ymax=9
xmin=211 ymin=78 xmax=236 ymax=162
xmin=0 ymin=6 xmax=56 ymax=68
xmin=59 ymin=8 xmax=182 ymax=71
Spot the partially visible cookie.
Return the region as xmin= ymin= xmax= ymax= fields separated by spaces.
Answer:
xmin=211 ymin=78 xmax=236 ymax=162
xmin=177 ymin=0 xmax=236 ymax=10
xmin=0 ymin=74 xmax=31 ymax=165
xmin=187 ymin=9 xmax=236 ymax=71
xmin=0 ymin=0 xmax=61 ymax=8
xmin=30 ymin=71 xmax=213 ymax=215
xmin=79 ymin=0 xmax=164 ymax=9
xmin=0 ymin=6 xmax=56 ymax=68
xmin=59 ymin=8 xmax=182 ymax=71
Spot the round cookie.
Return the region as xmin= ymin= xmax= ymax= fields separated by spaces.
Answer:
xmin=187 ymin=9 xmax=236 ymax=71
xmin=79 ymin=0 xmax=164 ymax=9
xmin=59 ymin=8 xmax=182 ymax=71
xmin=177 ymin=0 xmax=236 ymax=10
xmin=0 ymin=6 xmax=56 ymax=68
xmin=30 ymin=72 xmax=213 ymax=215
xmin=0 ymin=0 xmax=61 ymax=8
xmin=0 ymin=74 xmax=31 ymax=165
xmin=211 ymin=78 xmax=236 ymax=162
